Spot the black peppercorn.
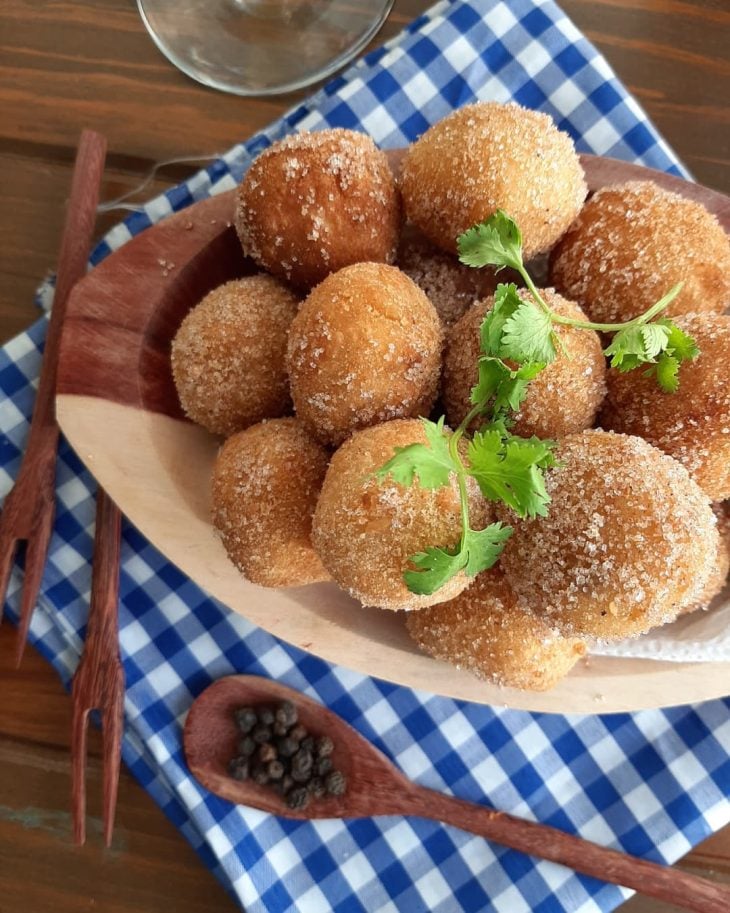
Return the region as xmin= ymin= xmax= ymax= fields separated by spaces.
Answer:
xmin=258 ymin=742 xmax=277 ymax=763
xmin=267 ymin=760 xmax=285 ymax=780
xmin=315 ymin=736 xmax=334 ymax=758
xmin=315 ymin=756 xmax=333 ymax=777
xmin=289 ymin=723 xmax=307 ymax=743
xmin=291 ymin=748 xmax=313 ymax=777
xmin=272 ymin=720 xmax=289 ymax=737
xmin=234 ymin=707 xmax=258 ymax=733
xmin=228 ymin=757 xmax=249 ymax=781
xmin=238 ymin=736 xmax=256 ymax=757
xmin=307 ymin=777 xmax=325 ymax=798
xmin=287 ymin=786 xmax=310 ymax=810
xmin=258 ymin=707 xmax=275 ymax=727
xmin=276 ymin=700 xmax=298 ymax=729
xmin=277 ymin=736 xmax=299 ymax=758
xmin=325 ymin=770 xmax=347 ymax=796
xmin=252 ymin=724 xmax=272 ymax=744
xmin=251 ymin=764 xmax=269 ymax=786
xmin=301 ymin=735 xmax=315 ymax=754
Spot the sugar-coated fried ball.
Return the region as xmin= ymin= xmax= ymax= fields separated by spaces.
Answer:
xmin=600 ymin=313 xmax=730 ymax=500
xmin=312 ymin=419 xmax=492 ymax=610
xmin=287 ymin=263 xmax=443 ymax=447
xmin=405 ymin=568 xmax=586 ymax=691
xmin=211 ymin=418 xmax=330 ymax=587
xmin=172 ymin=276 xmax=298 ymax=436
xmin=498 ymin=430 xmax=718 ymax=639
xmin=235 ymin=129 xmax=401 ymax=289
xmin=550 ymin=181 xmax=730 ymax=324
xmin=400 ymin=102 xmax=586 ymax=259
xmin=443 ymin=289 xmax=606 ymax=439
xmin=396 ymin=226 xmax=497 ymax=327
xmin=682 ymin=502 xmax=730 ymax=615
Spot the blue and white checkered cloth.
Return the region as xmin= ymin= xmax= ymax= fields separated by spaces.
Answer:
xmin=2 ymin=1 xmax=728 ymax=911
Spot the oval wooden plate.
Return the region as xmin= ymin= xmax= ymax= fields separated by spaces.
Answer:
xmin=56 ymin=153 xmax=730 ymax=713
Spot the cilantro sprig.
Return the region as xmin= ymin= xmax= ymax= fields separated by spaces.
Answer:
xmin=376 ymin=210 xmax=699 ymax=597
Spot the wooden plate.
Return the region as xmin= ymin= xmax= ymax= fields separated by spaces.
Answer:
xmin=56 ymin=154 xmax=730 ymax=713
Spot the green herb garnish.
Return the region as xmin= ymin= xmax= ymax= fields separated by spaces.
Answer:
xmin=377 ymin=211 xmax=699 ymax=596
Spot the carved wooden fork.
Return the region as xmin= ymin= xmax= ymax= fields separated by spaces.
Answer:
xmin=71 ymin=487 xmax=124 ymax=846
xmin=0 ymin=129 xmax=107 ymax=665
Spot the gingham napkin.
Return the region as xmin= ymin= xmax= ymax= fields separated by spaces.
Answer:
xmin=2 ymin=2 xmax=728 ymax=911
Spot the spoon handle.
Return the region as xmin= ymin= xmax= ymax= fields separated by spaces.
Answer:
xmin=403 ymin=784 xmax=730 ymax=913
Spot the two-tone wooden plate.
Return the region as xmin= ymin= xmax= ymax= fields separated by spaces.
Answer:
xmin=56 ymin=153 xmax=730 ymax=713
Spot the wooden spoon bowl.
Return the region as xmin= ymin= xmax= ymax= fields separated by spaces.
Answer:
xmin=185 ymin=675 xmax=730 ymax=913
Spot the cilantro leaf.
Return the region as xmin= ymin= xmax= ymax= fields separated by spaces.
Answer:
xmin=374 ymin=417 xmax=456 ymax=489
xmin=467 ymin=430 xmax=556 ymax=518
xmin=643 ymin=319 xmax=700 ymax=392
xmin=403 ymin=522 xmax=512 ymax=595
xmin=500 ymin=300 xmax=557 ymax=363
xmin=604 ymin=325 xmax=647 ymax=371
xmin=457 ymin=211 xmax=523 ymax=271
xmin=649 ymin=352 xmax=680 ymax=392
xmin=640 ymin=323 xmax=671 ymax=360
xmin=470 ymin=357 xmax=544 ymax=419
xmin=659 ymin=318 xmax=699 ymax=361
xmin=462 ymin=522 xmax=513 ymax=577
xmin=480 ymin=283 xmax=522 ymax=356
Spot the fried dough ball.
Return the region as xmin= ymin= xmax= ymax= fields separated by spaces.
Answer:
xmin=211 ymin=418 xmax=330 ymax=587
xmin=550 ymin=181 xmax=730 ymax=324
xmin=682 ymin=502 xmax=730 ymax=615
xmin=287 ymin=263 xmax=443 ymax=446
xmin=443 ymin=289 xmax=606 ymax=438
xmin=235 ymin=129 xmax=401 ymax=289
xmin=312 ymin=419 xmax=492 ymax=610
xmin=405 ymin=568 xmax=586 ymax=691
xmin=400 ymin=102 xmax=586 ymax=259
xmin=396 ymin=226 xmax=497 ymax=327
xmin=600 ymin=313 xmax=730 ymax=500
xmin=497 ymin=430 xmax=718 ymax=639
xmin=171 ymin=276 xmax=298 ymax=436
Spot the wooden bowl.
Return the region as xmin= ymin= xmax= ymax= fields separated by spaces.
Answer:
xmin=56 ymin=153 xmax=730 ymax=713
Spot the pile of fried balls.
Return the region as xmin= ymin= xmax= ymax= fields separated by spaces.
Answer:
xmin=171 ymin=102 xmax=730 ymax=692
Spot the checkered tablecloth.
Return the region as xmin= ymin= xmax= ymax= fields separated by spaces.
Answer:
xmin=2 ymin=1 xmax=728 ymax=911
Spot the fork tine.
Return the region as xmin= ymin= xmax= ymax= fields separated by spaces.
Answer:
xmin=14 ymin=507 xmax=55 ymax=667
xmin=101 ymin=679 xmax=124 ymax=847
xmin=71 ymin=699 xmax=91 ymax=846
xmin=0 ymin=529 xmax=19 ymax=627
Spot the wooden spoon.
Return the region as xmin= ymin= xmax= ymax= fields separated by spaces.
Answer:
xmin=184 ymin=676 xmax=730 ymax=913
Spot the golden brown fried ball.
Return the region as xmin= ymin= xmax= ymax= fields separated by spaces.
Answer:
xmin=682 ymin=502 xmax=730 ymax=615
xmin=171 ymin=276 xmax=298 ymax=436
xmin=235 ymin=129 xmax=401 ymax=289
xmin=312 ymin=419 xmax=492 ymax=610
xmin=287 ymin=263 xmax=443 ymax=447
xmin=550 ymin=181 xmax=730 ymax=324
xmin=405 ymin=568 xmax=586 ymax=691
xmin=600 ymin=313 xmax=730 ymax=501
xmin=400 ymin=102 xmax=586 ymax=259
xmin=211 ymin=418 xmax=330 ymax=587
xmin=396 ymin=226 xmax=497 ymax=327
xmin=497 ymin=430 xmax=718 ymax=639
xmin=443 ymin=289 xmax=606 ymax=439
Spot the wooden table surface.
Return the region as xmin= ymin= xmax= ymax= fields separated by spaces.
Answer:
xmin=0 ymin=1 xmax=728 ymax=911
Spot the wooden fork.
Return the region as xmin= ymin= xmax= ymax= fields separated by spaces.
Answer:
xmin=0 ymin=129 xmax=107 ymax=665
xmin=71 ymin=487 xmax=124 ymax=846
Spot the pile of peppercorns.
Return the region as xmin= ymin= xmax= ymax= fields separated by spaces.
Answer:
xmin=228 ymin=699 xmax=347 ymax=810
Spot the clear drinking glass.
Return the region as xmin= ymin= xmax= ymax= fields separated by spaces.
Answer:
xmin=137 ymin=0 xmax=394 ymax=96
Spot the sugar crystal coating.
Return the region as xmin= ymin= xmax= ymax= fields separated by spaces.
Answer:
xmin=443 ymin=288 xmax=606 ymax=438
xmin=401 ymin=102 xmax=586 ymax=259
xmin=682 ymin=502 xmax=730 ymax=615
xmin=235 ymin=129 xmax=401 ymax=289
xmin=550 ymin=180 xmax=730 ymax=324
xmin=600 ymin=313 xmax=730 ymax=500
xmin=498 ymin=430 xmax=719 ymax=639
xmin=171 ymin=275 xmax=299 ymax=436
xmin=287 ymin=262 xmax=443 ymax=447
xmin=212 ymin=417 xmax=330 ymax=587
xmin=312 ymin=419 xmax=492 ymax=610
xmin=406 ymin=568 xmax=586 ymax=691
